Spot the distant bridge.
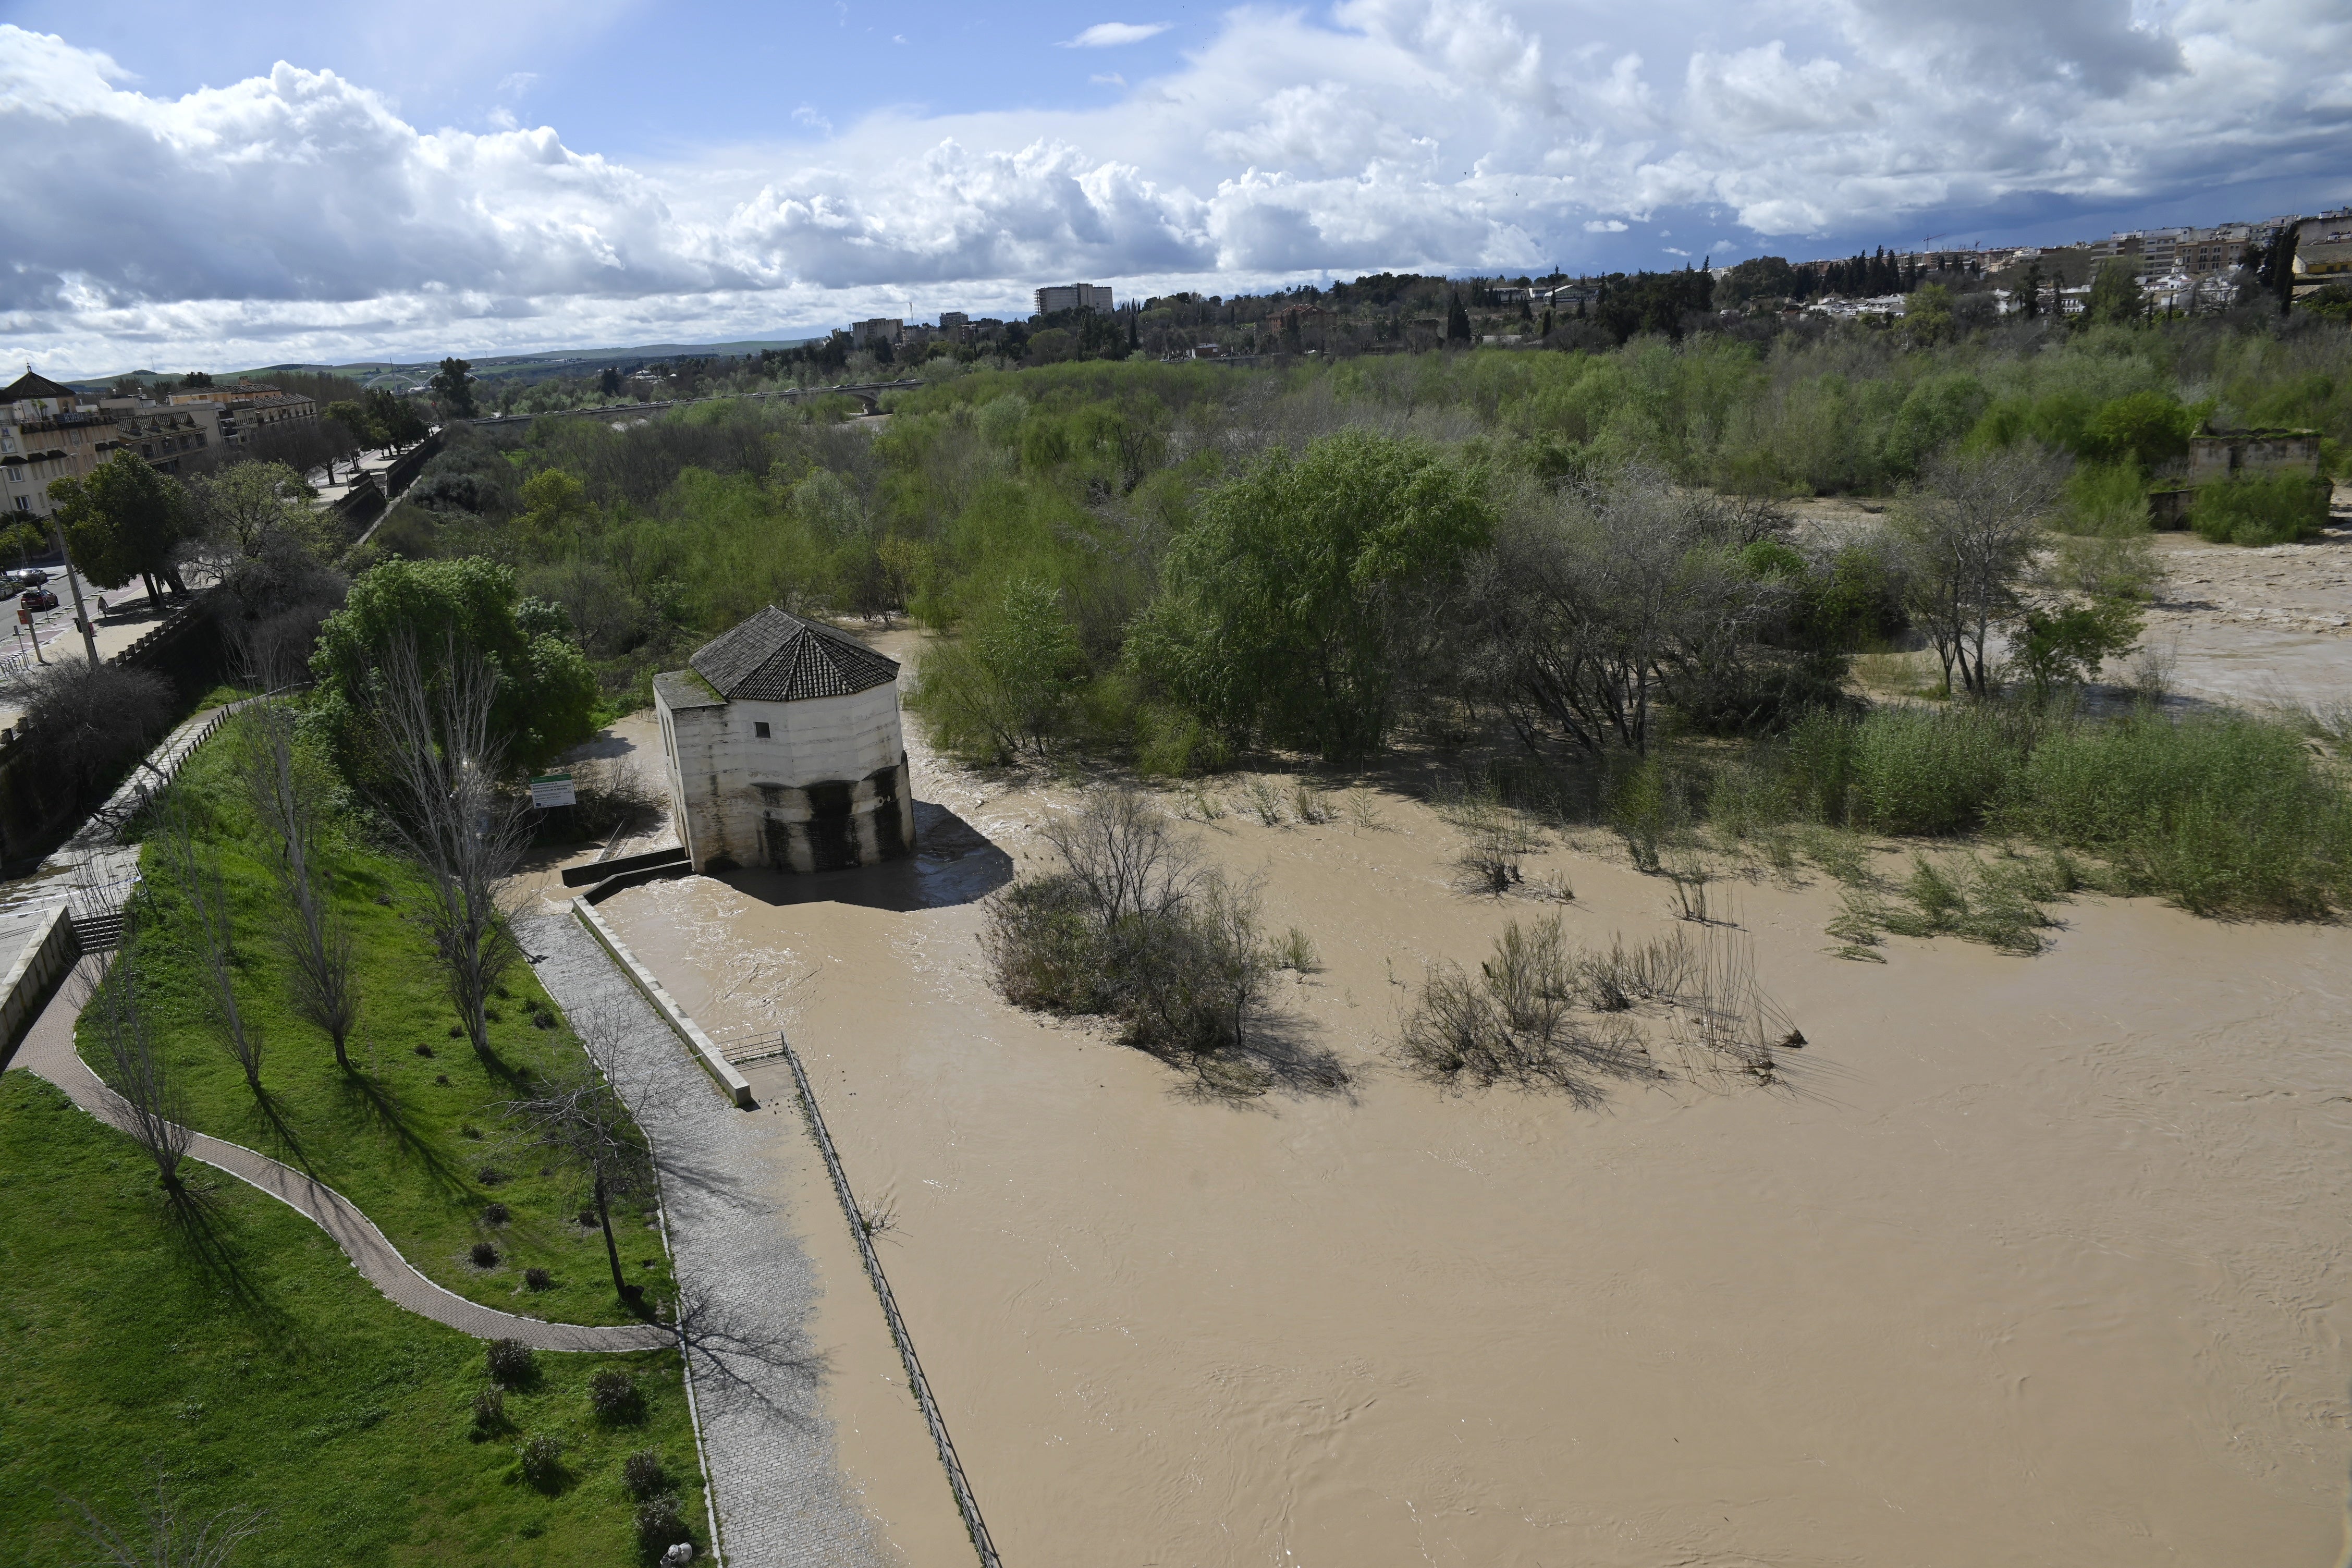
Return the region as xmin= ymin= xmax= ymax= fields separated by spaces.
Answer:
xmin=468 ymin=379 xmax=927 ymax=427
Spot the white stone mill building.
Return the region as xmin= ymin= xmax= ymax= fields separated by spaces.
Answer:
xmin=652 ymin=607 xmax=916 ymax=873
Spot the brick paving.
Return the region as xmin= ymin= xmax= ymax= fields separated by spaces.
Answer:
xmin=523 ymin=908 xmax=892 ymax=1568
xmin=6 ymin=959 xmax=665 ymax=1352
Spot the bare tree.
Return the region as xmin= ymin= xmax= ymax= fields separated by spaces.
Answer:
xmin=0 ymin=662 xmax=174 ymax=801
xmin=75 ymin=942 xmax=192 ymax=1194
xmin=1036 ymin=788 xmax=1199 ymax=924
xmin=503 ymin=1060 xmax=656 ymax=1306
xmin=243 ymin=706 xmax=360 ymax=1073
xmin=1895 ymin=446 xmax=2067 ymax=697
xmin=1468 ymin=466 xmax=1783 ymax=756
xmin=149 ymin=788 xmax=264 ymax=1095
xmin=369 ymin=635 xmax=528 ymax=1059
xmin=63 ymin=1466 xmax=267 ymax=1567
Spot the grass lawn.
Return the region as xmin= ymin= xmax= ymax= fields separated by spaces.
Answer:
xmin=77 ymin=712 xmax=676 ymax=1328
xmin=0 ymin=1071 xmax=708 ymax=1567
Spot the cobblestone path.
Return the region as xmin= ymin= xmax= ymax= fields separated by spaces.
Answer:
xmin=523 ymin=908 xmax=892 ymax=1568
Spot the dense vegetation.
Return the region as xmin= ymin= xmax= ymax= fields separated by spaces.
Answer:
xmin=325 ymin=312 xmax=2352 ymax=926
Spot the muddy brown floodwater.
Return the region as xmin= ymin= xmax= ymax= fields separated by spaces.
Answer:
xmin=595 ymin=629 xmax=2350 ymax=1567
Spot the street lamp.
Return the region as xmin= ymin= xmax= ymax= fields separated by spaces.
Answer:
xmin=48 ymin=521 xmax=101 ymax=665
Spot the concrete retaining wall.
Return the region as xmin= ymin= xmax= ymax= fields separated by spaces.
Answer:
xmin=571 ymin=898 xmax=753 ymax=1108
xmin=0 ymin=905 xmax=76 ymax=1054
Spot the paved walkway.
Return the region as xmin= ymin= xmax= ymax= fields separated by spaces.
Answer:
xmin=5 ymin=959 xmax=668 ymax=1353
xmin=522 ymin=906 xmax=891 ymax=1568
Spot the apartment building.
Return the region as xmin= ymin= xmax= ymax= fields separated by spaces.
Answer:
xmin=170 ymin=382 xmax=318 ymax=448
xmin=0 ymin=371 xmax=239 ymax=519
xmin=100 ymin=398 xmax=223 ymax=475
xmin=851 ymin=317 xmax=903 ymax=347
xmin=1034 ymin=283 xmax=1114 ymax=315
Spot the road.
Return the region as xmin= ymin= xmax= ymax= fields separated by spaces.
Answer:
xmin=0 ymin=571 xmax=188 ymax=729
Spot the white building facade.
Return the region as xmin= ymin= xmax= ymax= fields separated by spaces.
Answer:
xmin=652 ymin=607 xmax=916 ymax=874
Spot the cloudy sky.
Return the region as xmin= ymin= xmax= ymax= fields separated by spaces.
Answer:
xmin=5 ymin=0 xmax=2347 ymax=375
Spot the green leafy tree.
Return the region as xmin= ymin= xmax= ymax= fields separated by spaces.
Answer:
xmin=1446 ymin=292 xmax=1472 ymax=342
xmin=194 ymin=460 xmax=326 ymax=559
xmin=363 ymin=387 xmax=429 ymax=448
xmin=2084 ymin=261 xmax=2147 ymax=326
xmin=910 ymin=577 xmax=1088 ymax=760
xmin=324 ymin=398 xmax=378 ymax=451
xmin=1132 ymin=431 xmax=1494 ymax=761
xmin=45 ymin=450 xmax=194 ymax=602
xmin=430 ymin=357 xmax=477 ymax=419
xmin=2017 ymin=597 xmax=2142 ymax=696
xmin=309 ymin=556 xmax=597 ymax=776
xmin=2080 ymin=391 xmax=2199 ymax=472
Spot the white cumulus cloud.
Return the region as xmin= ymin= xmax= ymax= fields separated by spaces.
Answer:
xmin=1061 ymin=21 xmax=1169 ymax=48
xmin=4 ymin=0 xmax=2348 ymax=373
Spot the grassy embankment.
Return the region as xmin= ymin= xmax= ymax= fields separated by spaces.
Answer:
xmin=78 ymin=713 xmax=676 ymax=1327
xmin=0 ymin=1072 xmax=704 ymax=1566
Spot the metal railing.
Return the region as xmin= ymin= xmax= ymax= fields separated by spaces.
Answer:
xmin=776 ymin=1035 xmax=1002 ymax=1568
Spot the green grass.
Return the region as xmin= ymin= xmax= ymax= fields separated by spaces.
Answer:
xmin=82 ymin=715 xmax=675 ymax=1327
xmin=0 ymin=1071 xmax=706 ymax=1567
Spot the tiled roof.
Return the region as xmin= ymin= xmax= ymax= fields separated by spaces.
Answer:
xmin=689 ymin=606 xmax=899 ymax=703
xmin=3 ymin=372 xmax=79 ymax=403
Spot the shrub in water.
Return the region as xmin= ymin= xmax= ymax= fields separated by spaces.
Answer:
xmin=621 ymin=1448 xmax=667 ymax=1498
xmin=469 ymin=1241 xmax=500 ymax=1268
xmin=485 ymin=1338 xmax=535 ymax=1386
xmin=588 ymin=1368 xmax=643 ymax=1420
xmin=2189 ymin=473 xmax=2329 ymax=546
xmin=1845 ymin=704 xmax=2025 ymax=835
xmin=2007 ymin=713 xmax=2352 ymax=917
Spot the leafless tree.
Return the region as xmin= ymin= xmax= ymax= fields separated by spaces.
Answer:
xmin=0 ymin=662 xmax=174 ymax=800
xmin=504 ymin=1058 xmax=656 ymax=1306
xmin=1468 ymin=466 xmax=1784 ymax=755
xmin=243 ymin=705 xmax=359 ymax=1073
xmin=62 ymin=1465 xmax=267 ymax=1567
xmin=369 ymin=635 xmax=528 ymax=1059
xmin=1036 ymin=788 xmax=1199 ymax=924
xmin=149 ymin=788 xmax=264 ymax=1095
xmin=1895 ymin=445 xmax=2067 ymax=697
xmin=74 ymin=943 xmax=191 ymax=1194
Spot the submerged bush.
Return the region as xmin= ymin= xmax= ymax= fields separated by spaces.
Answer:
xmin=1787 ymin=705 xmax=2027 ymax=835
xmin=983 ymin=789 xmax=1282 ymax=1064
xmin=2006 ymin=715 xmax=2352 ymax=916
xmin=2189 ymin=473 xmax=2330 ymax=546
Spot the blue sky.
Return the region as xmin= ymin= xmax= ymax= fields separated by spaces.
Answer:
xmin=5 ymin=1 xmax=2348 ymax=374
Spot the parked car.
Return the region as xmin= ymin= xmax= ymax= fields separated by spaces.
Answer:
xmin=8 ymin=569 xmax=48 ymax=588
xmin=18 ymin=588 xmax=58 ymax=611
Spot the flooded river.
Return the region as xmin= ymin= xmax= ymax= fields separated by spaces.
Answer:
xmin=596 ymin=635 xmax=2350 ymax=1567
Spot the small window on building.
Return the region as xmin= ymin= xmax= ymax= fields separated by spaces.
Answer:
xmin=753 ymin=721 xmax=771 ymax=738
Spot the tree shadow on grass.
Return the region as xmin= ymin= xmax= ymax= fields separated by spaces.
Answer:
xmin=158 ymin=1175 xmax=292 ymax=1336
xmin=338 ymin=1072 xmax=474 ymax=1198
xmin=240 ymin=1085 xmax=316 ymax=1175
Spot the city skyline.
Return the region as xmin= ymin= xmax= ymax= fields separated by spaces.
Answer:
xmin=6 ymin=0 xmax=2347 ymax=374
